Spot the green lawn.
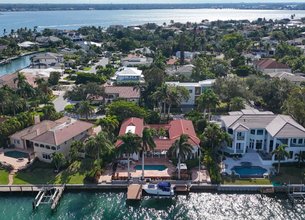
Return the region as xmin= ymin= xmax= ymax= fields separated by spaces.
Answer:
xmin=83 ymin=67 xmax=91 ymax=71
xmin=222 ymin=176 xmax=271 ymax=185
xmin=14 ymin=159 xmax=93 ymax=185
xmin=0 ymin=169 xmax=9 ymax=185
xmin=270 ymin=166 xmax=305 ymax=184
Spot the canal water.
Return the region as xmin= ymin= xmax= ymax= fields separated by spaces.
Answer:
xmin=0 ymin=54 xmax=33 ymax=76
xmin=0 ymin=192 xmax=304 ymax=220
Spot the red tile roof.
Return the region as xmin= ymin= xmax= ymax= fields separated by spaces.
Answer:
xmin=116 ymin=118 xmax=200 ymax=150
xmin=254 ymin=59 xmax=289 ymax=70
xmin=116 ymin=117 xmax=144 ymax=146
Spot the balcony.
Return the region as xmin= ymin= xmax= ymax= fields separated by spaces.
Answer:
xmin=258 ymin=151 xmax=272 ymax=161
xmin=237 ymin=136 xmax=245 ymax=141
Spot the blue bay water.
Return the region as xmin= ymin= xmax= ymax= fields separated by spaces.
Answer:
xmin=0 ymin=9 xmax=305 ymax=32
xmin=0 ymin=192 xmax=304 ymax=220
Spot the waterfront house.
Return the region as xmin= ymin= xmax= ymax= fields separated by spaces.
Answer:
xmin=265 ymin=71 xmax=305 ymax=85
xmin=89 ymin=85 xmax=140 ymax=104
xmin=116 ymin=117 xmax=200 ymax=161
xmin=165 ymin=80 xmax=215 ymax=107
xmin=10 ymin=117 xmax=94 ymax=162
xmin=31 ymin=52 xmax=64 ymax=69
xmin=253 ymin=59 xmax=291 ymax=74
xmin=36 ymin=36 xmax=62 ymax=46
xmin=111 ymin=67 xmax=144 ymax=83
xmin=220 ymin=109 xmax=305 ymax=165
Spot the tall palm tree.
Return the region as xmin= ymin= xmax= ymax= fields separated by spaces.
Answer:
xmin=197 ymin=89 xmax=220 ymax=119
xmin=166 ymin=85 xmax=189 ymax=119
xmin=85 ymin=131 xmax=114 ymax=167
xmin=141 ymin=128 xmax=156 ymax=180
xmin=272 ymin=144 xmax=289 ymax=174
xmin=96 ymin=115 xmax=119 ymax=140
xmin=169 ymin=134 xmax=193 ymax=179
xmin=152 ymin=84 xmax=170 ymax=117
xmin=77 ymin=101 xmax=94 ymax=120
xmin=118 ymin=132 xmax=141 ymax=180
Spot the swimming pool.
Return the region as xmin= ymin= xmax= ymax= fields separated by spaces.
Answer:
xmin=134 ymin=165 xmax=167 ymax=171
xmin=231 ymin=166 xmax=268 ymax=178
xmin=4 ymin=151 xmax=29 ymax=159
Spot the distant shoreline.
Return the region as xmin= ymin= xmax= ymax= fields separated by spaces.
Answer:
xmin=0 ymin=3 xmax=305 ymax=12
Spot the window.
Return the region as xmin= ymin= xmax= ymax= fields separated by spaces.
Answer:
xmin=250 ymin=129 xmax=255 ymax=135
xmin=46 ymin=145 xmax=50 ymax=149
xmin=257 ymin=130 xmax=264 ymax=135
xmin=40 ymin=144 xmax=45 ymax=148
xmin=236 ymin=143 xmax=241 ymax=150
xmin=57 ymin=146 xmax=60 ymax=150
xmin=256 ymin=140 xmax=263 ymax=150
xmin=42 ymin=153 xmax=51 ymax=160
xmin=237 ymin=132 xmax=245 ymax=140
xmin=51 ymin=146 xmax=56 ymax=151
xmin=228 ymin=129 xmax=233 ymax=134
xmin=298 ymin=139 xmax=303 ymax=145
xmin=189 ymin=89 xmax=193 ymax=93
xmin=64 ymin=141 xmax=67 ymax=145
xmin=292 ymin=139 xmax=297 ymax=144
xmin=195 ymin=87 xmax=201 ymax=95
xmin=34 ymin=143 xmax=39 ymax=147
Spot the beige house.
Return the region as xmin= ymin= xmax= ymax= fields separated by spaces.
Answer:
xmin=10 ymin=117 xmax=94 ymax=163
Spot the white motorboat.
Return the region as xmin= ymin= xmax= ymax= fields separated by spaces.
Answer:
xmin=142 ymin=182 xmax=174 ymax=196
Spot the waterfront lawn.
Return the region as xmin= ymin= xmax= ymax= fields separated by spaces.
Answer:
xmin=270 ymin=166 xmax=305 ymax=184
xmin=0 ymin=169 xmax=9 ymax=185
xmin=54 ymin=160 xmax=92 ymax=184
xmin=222 ymin=176 xmax=271 ymax=185
xmin=13 ymin=161 xmax=57 ymax=185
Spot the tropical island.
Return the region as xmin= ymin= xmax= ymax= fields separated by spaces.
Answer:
xmin=0 ymin=16 xmax=305 ymax=191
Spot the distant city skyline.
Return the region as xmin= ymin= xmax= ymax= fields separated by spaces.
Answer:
xmin=1 ymin=0 xmax=305 ymax=4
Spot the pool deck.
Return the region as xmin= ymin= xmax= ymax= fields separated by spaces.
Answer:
xmin=222 ymin=151 xmax=273 ymax=175
xmin=0 ymin=148 xmax=34 ymax=170
xmin=110 ymin=158 xmax=175 ymax=181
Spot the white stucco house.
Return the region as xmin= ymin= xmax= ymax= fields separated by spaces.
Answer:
xmin=165 ymin=79 xmax=215 ymax=106
xmin=111 ymin=67 xmax=144 ymax=83
xmin=220 ymin=109 xmax=305 ymax=165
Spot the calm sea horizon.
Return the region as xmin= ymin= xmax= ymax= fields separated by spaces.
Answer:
xmin=0 ymin=9 xmax=305 ymax=32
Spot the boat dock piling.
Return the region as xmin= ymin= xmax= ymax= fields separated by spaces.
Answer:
xmin=127 ymin=184 xmax=142 ymax=200
xmin=33 ymin=185 xmax=65 ymax=210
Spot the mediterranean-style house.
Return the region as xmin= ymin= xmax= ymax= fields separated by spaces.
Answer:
xmin=116 ymin=117 xmax=200 ymax=161
xmin=165 ymin=80 xmax=215 ymax=106
xmin=220 ymin=109 xmax=305 ymax=165
xmin=253 ymin=58 xmax=291 ymax=74
xmin=10 ymin=117 xmax=94 ymax=162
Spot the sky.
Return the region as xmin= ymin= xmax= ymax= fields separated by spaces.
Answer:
xmin=1 ymin=0 xmax=305 ymax=4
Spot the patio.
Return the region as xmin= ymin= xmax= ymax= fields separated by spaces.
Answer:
xmin=112 ymin=158 xmax=175 ymax=180
xmin=222 ymin=150 xmax=273 ymax=175
xmin=0 ymin=148 xmax=34 ymax=170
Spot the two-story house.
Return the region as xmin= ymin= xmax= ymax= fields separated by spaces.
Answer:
xmin=111 ymin=67 xmax=144 ymax=83
xmin=165 ymin=80 xmax=215 ymax=106
xmin=220 ymin=109 xmax=305 ymax=165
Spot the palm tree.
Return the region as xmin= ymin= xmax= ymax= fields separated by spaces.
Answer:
xmin=69 ymin=141 xmax=84 ymax=162
xmin=152 ymin=84 xmax=170 ymax=117
xmin=77 ymin=101 xmax=94 ymax=120
xmin=141 ymin=128 xmax=156 ymax=180
xmin=118 ymin=132 xmax=141 ymax=180
xmin=166 ymin=85 xmax=189 ymax=119
xmin=85 ymin=131 xmax=114 ymax=167
xmin=169 ymin=134 xmax=193 ymax=179
xmin=14 ymin=72 xmax=28 ymax=98
xmin=197 ymin=89 xmax=220 ymax=119
xmin=96 ymin=115 xmax=119 ymax=139
xmin=272 ymin=144 xmax=289 ymax=174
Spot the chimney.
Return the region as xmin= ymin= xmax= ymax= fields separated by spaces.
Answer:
xmin=34 ymin=115 xmax=40 ymax=125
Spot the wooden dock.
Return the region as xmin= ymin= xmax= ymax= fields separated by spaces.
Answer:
xmin=33 ymin=185 xmax=65 ymax=210
xmin=127 ymin=184 xmax=142 ymax=200
xmin=175 ymin=184 xmax=191 ymax=193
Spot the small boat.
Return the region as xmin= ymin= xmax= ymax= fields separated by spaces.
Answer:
xmin=142 ymin=182 xmax=174 ymax=196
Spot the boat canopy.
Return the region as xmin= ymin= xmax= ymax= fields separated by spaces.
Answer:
xmin=157 ymin=182 xmax=171 ymax=188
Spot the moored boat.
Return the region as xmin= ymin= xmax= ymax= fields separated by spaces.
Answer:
xmin=142 ymin=182 xmax=174 ymax=196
